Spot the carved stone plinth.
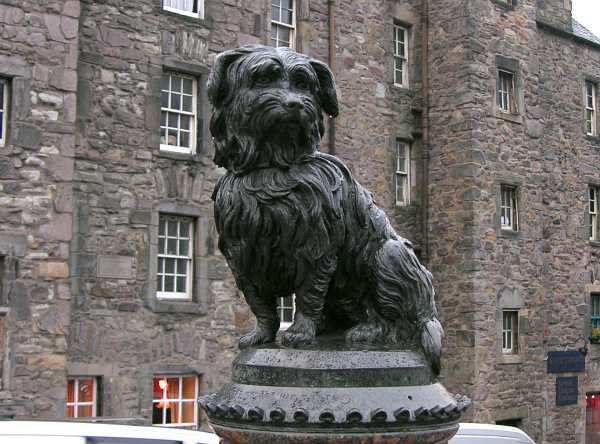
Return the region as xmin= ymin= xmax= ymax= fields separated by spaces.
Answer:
xmin=200 ymin=339 xmax=470 ymax=444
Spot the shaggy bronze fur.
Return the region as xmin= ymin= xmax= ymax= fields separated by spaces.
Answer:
xmin=208 ymin=45 xmax=443 ymax=373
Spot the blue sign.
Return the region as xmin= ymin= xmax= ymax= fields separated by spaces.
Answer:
xmin=556 ymin=376 xmax=578 ymax=406
xmin=547 ymin=351 xmax=585 ymax=373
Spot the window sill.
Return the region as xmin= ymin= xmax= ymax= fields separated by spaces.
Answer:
xmin=500 ymin=227 xmax=520 ymax=238
xmin=146 ymin=298 xmax=206 ymax=315
xmin=160 ymin=8 xmax=213 ymax=28
xmin=496 ymin=110 xmax=522 ymax=124
xmin=156 ymin=149 xmax=203 ymax=163
xmin=498 ymin=354 xmax=522 ymax=365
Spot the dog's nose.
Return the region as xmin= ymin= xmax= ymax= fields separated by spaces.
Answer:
xmin=284 ymin=98 xmax=304 ymax=110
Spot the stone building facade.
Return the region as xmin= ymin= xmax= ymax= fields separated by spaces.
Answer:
xmin=0 ymin=0 xmax=600 ymax=443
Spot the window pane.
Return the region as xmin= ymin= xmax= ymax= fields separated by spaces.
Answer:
xmin=282 ymin=8 xmax=293 ymax=24
xmin=171 ymin=76 xmax=181 ymax=92
xmin=176 ymin=276 xmax=187 ymax=292
xmin=179 ymin=221 xmax=189 ymax=237
xmin=176 ymin=258 xmax=187 ymax=274
xmin=278 ymin=27 xmax=290 ymax=44
xmin=272 ymin=5 xmax=280 ymax=22
xmin=172 ymin=93 xmax=182 ymax=111
xmin=168 ymin=112 xmax=178 ymax=128
xmin=167 ymin=129 xmax=177 ymax=145
xmin=167 ymin=238 xmax=177 ymax=255
xmin=161 ymin=92 xmax=169 ymax=108
xmin=183 ymin=78 xmax=193 ymax=94
xmin=179 ymin=239 xmax=189 ymax=256
xmin=78 ymin=378 xmax=94 ymax=403
xmin=157 ymin=275 xmax=163 ymax=292
xmin=67 ymin=380 xmax=75 ymax=403
xmin=152 ymin=402 xmax=164 ymax=424
xmin=164 ymin=275 xmax=174 ymax=292
xmin=180 ymin=114 xmax=191 ymax=131
xmin=168 ymin=220 xmax=178 ymax=236
xmin=182 ymin=95 xmax=193 ymax=112
xmin=182 ymin=376 xmax=196 ymax=399
xmin=167 ymin=377 xmax=180 ymax=398
xmin=78 ymin=405 xmax=93 ymax=418
xmin=165 ymin=258 xmax=175 ymax=274
xmin=161 ymin=75 xmax=169 ymax=91
xmin=153 ymin=377 xmax=165 ymax=399
xmin=167 ymin=403 xmax=180 ymax=424
xmin=281 ymin=0 xmax=292 ymax=10
xmin=181 ymin=401 xmax=195 ymax=423
xmin=67 ymin=405 xmax=75 ymax=418
xmin=158 ymin=237 xmax=165 ymax=254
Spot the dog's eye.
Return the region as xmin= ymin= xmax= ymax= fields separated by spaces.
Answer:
xmin=255 ymin=70 xmax=279 ymax=85
xmin=294 ymin=79 xmax=310 ymax=90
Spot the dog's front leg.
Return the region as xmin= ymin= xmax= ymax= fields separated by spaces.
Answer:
xmin=238 ymin=282 xmax=279 ymax=349
xmin=281 ymin=255 xmax=337 ymax=346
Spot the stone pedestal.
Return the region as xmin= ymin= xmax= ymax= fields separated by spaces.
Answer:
xmin=200 ymin=338 xmax=470 ymax=444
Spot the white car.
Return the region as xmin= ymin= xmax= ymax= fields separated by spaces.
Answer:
xmin=450 ymin=423 xmax=536 ymax=443
xmin=0 ymin=421 xmax=220 ymax=444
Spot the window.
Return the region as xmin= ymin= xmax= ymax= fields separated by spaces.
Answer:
xmin=0 ymin=78 xmax=8 ymax=147
xmin=395 ymin=141 xmax=410 ymax=206
xmin=591 ymin=186 xmax=599 ymax=241
xmin=277 ymin=295 xmax=295 ymax=330
xmin=152 ymin=375 xmax=198 ymax=427
xmin=162 ymin=0 xmax=203 ymax=18
xmin=500 ymin=185 xmax=518 ymax=231
xmin=592 ymin=294 xmax=600 ymax=330
xmin=502 ymin=310 xmax=518 ymax=354
xmin=393 ymin=25 xmax=408 ymax=87
xmin=271 ymin=0 xmax=295 ymax=48
xmin=157 ymin=215 xmax=194 ymax=300
xmin=160 ymin=73 xmax=197 ymax=154
xmin=497 ymin=69 xmax=517 ymax=114
xmin=67 ymin=377 xmax=98 ymax=418
xmin=586 ymin=81 xmax=597 ymax=136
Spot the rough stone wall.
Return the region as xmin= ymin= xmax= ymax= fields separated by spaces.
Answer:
xmin=69 ymin=0 xmax=266 ymax=426
xmin=0 ymin=1 xmax=79 ymax=418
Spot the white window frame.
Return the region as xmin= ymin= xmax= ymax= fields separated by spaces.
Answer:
xmin=395 ymin=141 xmax=410 ymax=206
xmin=271 ymin=0 xmax=296 ymax=49
xmin=156 ymin=215 xmax=194 ymax=300
xmin=393 ymin=24 xmax=409 ymax=87
xmin=152 ymin=375 xmax=198 ymax=428
xmin=277 ymin=295 xmax=296 ymax=330
xmin=586 ymin=81 xmax=597 ymax=136
xmin=0 ymin=78 xmax=8 ymax=147
xmin=591 ymin=186 xmax=599 ymax=241
xmin=160 ymin=73 xmax=197 ymax=154
xmin=66 ymin=377 xmax=98 ymax=418
xmin=500 ymin=185 xmax=518 ymax=231
xmin=162 ymin=0 xmax=204 ymax=19
xmin=502 ymin=310 xmax=518 ymax=354
xmin=497 ymin=69 xmax=517 ymax=114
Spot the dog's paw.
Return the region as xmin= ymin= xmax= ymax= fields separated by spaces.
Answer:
xmin=281 ymin=314 xmax=317 ymax=346
xmin=239 ymin=326 xmax=276 ymax=349
xmin=346 ymin=323 xmax=384 ymax=343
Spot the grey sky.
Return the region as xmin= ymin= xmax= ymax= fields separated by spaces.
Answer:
xmin=572 ymin=0 xmax=600 ymax=39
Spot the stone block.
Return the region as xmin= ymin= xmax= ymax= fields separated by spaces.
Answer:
xmin=38 ymin=301 xmax=70 ymax=334
xmin=54 ymin=184 xmax=73 ymax=213
xmin=130 ymin=210 xmax=151 ymax=225
xmin=97 ymin=255 xmax=134 ymax=279
xmin=62 ymin=1 xmax=80 ymax=18
xmin=46 ymin=155 xmax=74 ymax=182
xmin=27 ymin=354 xmax=66 ymax=370
xmin=40 ymin=213 xmax=72 ymax=241
xmin=12 ymin=123 xmax=41 ymax=149
xmin=0 ymin=159 xmax=17 ymax=179
xmin=60 ymin=16 xmax=78 ymax=40
xmin=0 ymin=233 xmax=27 ymax=256
xmin=38 ymin=262 xmax=69 ymax=279
xmin=10 ymin=282 xmax=30 ymax=321
xmin=456 ymin=330 xmax=475 ymax=347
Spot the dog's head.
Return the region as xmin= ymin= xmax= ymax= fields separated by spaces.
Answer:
xmin=207 ymin=45 xmax=339 ymax=173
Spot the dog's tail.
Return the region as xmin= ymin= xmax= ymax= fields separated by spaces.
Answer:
xmin=421 ymin=317 xmax=443 ymax=375
xmin=374 ymin=238 xmax=443 ymax=374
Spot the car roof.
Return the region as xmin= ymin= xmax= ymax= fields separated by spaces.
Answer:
xmin=457 ymin=423 xmax=535 ymax=441
xmin=0 ymin=421 xmax=220 ymax=444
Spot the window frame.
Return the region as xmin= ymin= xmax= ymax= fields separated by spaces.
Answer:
xmin=66 ymin=377 xmax=98 ymax=419
xmin=271 ymin=0 xmax=296 ymax=49
xmin=393 ymin=24 xmax=409 ymax=88
xmin=0 ymin=78 xmax=8 ymax=147
xmin=586 ymin=80 xmax=597 ymax=136
xmin=160 ymin=72 xmax=198 ymax=155
xmin=161 ymin=0 xmax=204 ymax=19
xmin=277 ymin=295 xmax=296 ymax=330
xmin=501 ymin=310 xmax=519 ymax=354
xmin=156 ymin=214 xmax=194 ymax=301
xmin=500 ymin=185 xmax=518 ymax=231
xmin=395 ymin=141 xmax=410 ymax=206
xmin=592 ymin=294 xmax=600 ymax=330
xmin=497 ymin=69 xmax=517 ymax=114
xmin=590 ymin=186 xmax=599 ymax=241
xmin=152 ymin=375 xmax=198 ymax=428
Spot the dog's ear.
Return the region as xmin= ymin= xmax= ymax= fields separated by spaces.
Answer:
xmin=309 ymin=59 xmax=339 ymax=118
xmin=207 ymin=46 xmax=257 ymax=108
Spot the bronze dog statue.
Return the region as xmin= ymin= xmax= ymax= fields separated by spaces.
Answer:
xmin=208 ymin=45 xmax=443 ymax=373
